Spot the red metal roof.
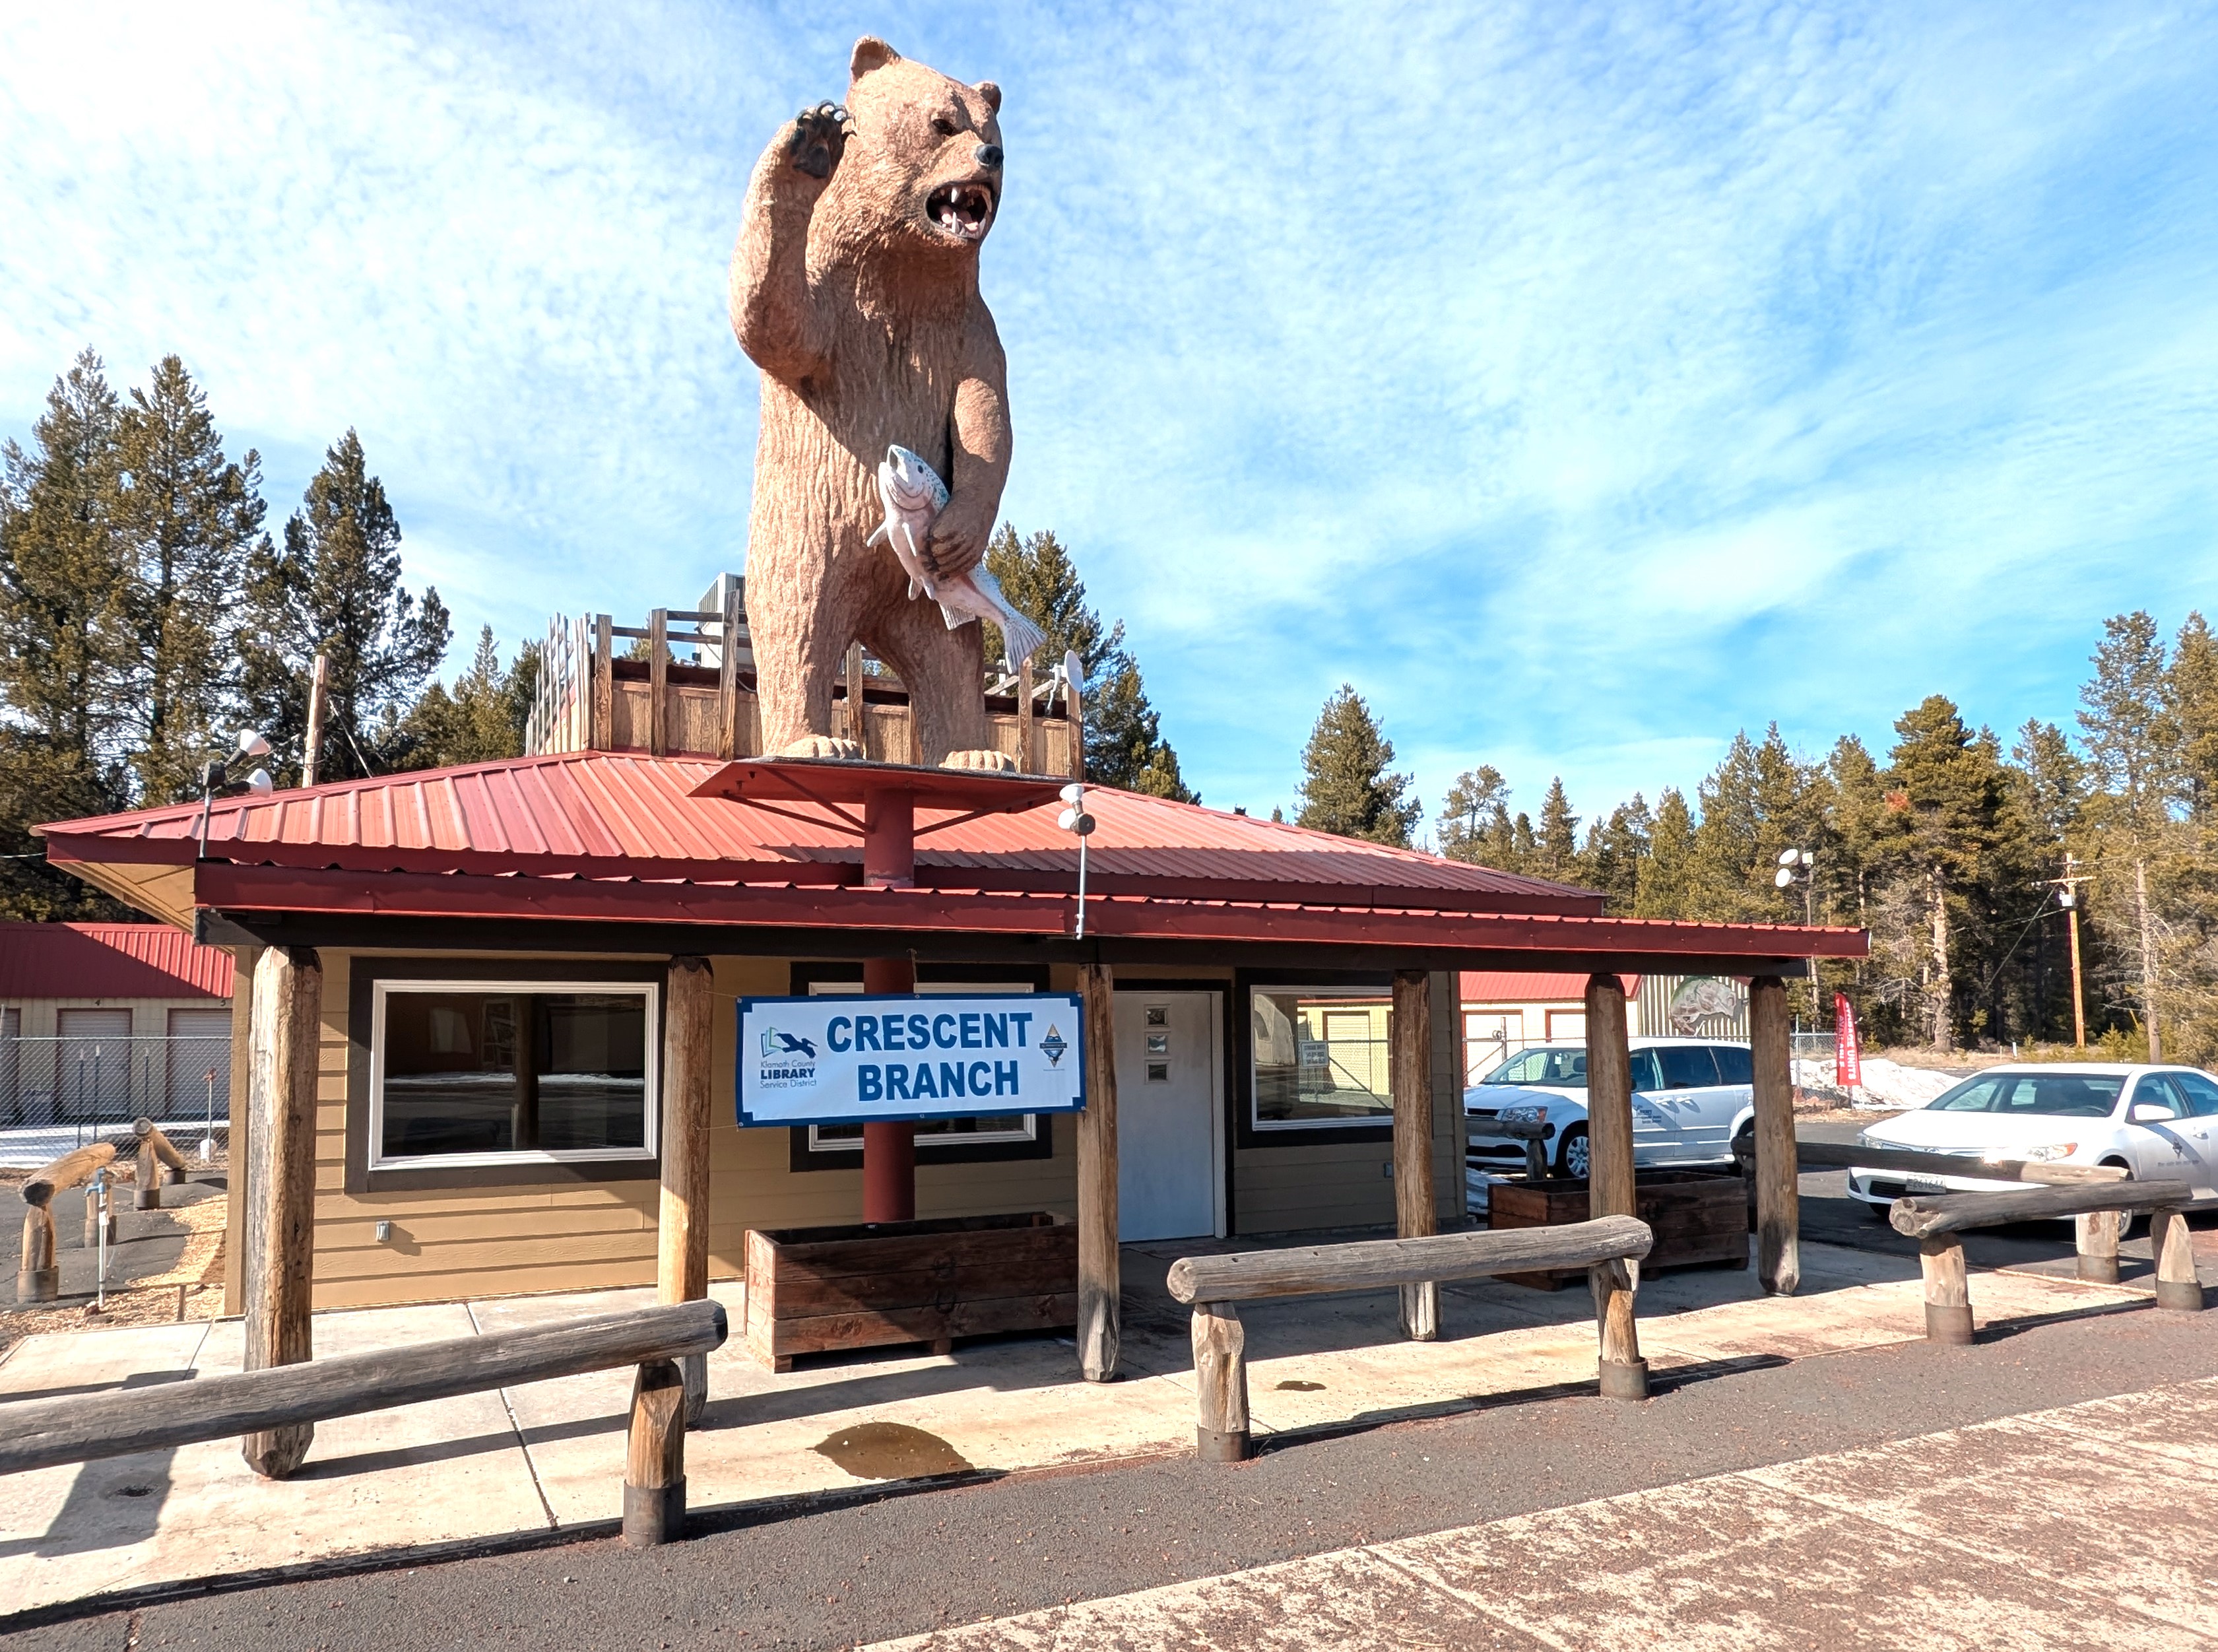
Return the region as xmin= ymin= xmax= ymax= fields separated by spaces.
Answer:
xmin=0 ymin=923 xmax=232 ymax=999
xmin=36 ymin=751 xmax=1870 ymax=966
xmin=38 ymin=749 xmax=1604 ymax=913
xmin=1460 ymin=971 xmax=1639 ymax=1003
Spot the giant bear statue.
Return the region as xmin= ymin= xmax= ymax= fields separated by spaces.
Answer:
xmin=731 ymin=36 xmax=1014 ymax=770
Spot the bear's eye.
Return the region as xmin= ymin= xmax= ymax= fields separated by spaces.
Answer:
xmin=931 ymin=116 xmax=958 ymax=137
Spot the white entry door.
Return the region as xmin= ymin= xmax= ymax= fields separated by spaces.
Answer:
xmin=1115 ymin=991 xmax=1223 ymax=1242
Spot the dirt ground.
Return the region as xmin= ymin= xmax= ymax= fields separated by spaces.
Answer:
xmin=0 ymin=1157 xmax=230 ymax=1359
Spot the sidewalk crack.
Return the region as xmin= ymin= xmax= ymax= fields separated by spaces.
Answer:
xmin=465 ymin=1299 xmax=558 ymax=1531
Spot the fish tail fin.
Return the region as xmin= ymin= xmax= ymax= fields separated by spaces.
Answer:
xmin=997 ymin=607 xmax=1046 ymax=672
xmin=866 ymin=523 xmax=886 ymax=548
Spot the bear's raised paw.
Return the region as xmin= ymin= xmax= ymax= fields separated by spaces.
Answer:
xmin=775 ymin=735 xmax=866 ymax=762
xmin=787 ymin=103 xmax=851 ymax=181
xmin=940 ymin=750 xmax=1018 ymax=773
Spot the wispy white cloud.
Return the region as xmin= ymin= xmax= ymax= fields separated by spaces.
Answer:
xmin=3 ymin=1 xmax=2215 ymax=836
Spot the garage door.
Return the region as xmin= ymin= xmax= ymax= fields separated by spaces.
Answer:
xmin=167 ymin=1007 xmax=233 ymax=1117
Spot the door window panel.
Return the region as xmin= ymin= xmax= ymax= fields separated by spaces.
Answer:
xmin=1709 ymin=1045 xmax=1754 ymax=1084
xmin=2166 ymin=1073 xmax=2218 ymax=1117
xmin=1655 ymin=1046 xmax=1720 ymax=1090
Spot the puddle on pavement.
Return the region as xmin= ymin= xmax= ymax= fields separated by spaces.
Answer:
xmin=1275 ymin=1380 xmax=1326 ymax=1391
xmin=812 ymin=1421 xmax=973 ymax=1480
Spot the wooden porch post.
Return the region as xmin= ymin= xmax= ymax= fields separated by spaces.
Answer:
xmin=1750 ymin=974 xmax=1801 ymax=1296
xmin=242 ymin=945 xmax=321 ymax=1479
xmin=657 ymin=956 xmax=715 ymax=1424
xmin=1076 ymin=962 xmax=1119 ymax=1381
xmin=1583 ymin=972 xmax=1647 ymax=1398
xmin=1390 ymin=970 xmax=1438 ymax=1340
xmin=223 ymin=944 xmax=262 ymax=1317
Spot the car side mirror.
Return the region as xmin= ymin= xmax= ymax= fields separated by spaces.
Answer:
xmin=2128 ymin=1101 xmax=2178 ymax=1124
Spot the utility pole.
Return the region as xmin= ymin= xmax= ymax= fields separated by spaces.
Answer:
xmin=301 ymin=653 xmax=331 ymax=787
xmin=2051 ymin=855 xmax=2089 ymax=1051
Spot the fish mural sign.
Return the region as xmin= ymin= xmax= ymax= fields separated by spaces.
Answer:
xmin=736 ymin=993 xmax=1088 ymax=1127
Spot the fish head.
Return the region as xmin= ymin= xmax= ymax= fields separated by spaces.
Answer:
xmin=880 ymin=446 xmax=948 ymax=513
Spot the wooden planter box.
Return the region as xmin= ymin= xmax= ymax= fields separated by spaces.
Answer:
xmin=744 ymin=1212 xmax=1078 ymax=1370
xmin=1485 ymin=1170 xmax=1749 ymax=1290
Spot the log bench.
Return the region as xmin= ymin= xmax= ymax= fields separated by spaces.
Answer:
xmin=1887 ymin=1181 xmax=2203 ymax=1343
xmin=0 ymin=1298 xmax=727 ymax=1548
xmin=1165 ymin=1216 xmax=1654 ymax=1461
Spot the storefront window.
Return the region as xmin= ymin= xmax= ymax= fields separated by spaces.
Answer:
xmin=372 ymin=982 xmax=655 ymax=1167
xmin=1251 ymin=987 xmax=1395 ymax=1128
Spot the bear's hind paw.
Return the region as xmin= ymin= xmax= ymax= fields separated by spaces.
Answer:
xmin=940 ymin=749 xmax=1018 ymax=773
xmin=774 ymin=735 xmax=866 ymax=762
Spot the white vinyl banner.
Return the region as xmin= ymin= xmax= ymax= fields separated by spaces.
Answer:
xmin=735 ymin=993 xmax=1088 ymax=1127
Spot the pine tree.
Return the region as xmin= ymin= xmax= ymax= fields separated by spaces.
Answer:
xmin=1536 ymin=777 xmax=1581 ymax=882
xmin=1876 ymin=696 xmax=2013 ymax=1050
xmin=1294 ymin=684 xmax=1419 ymax=845
xmin=401 ymin=626 xmax=540 ymax=769
xmin=242 ymin=431 xmax=450 ymax=783
xmin=110 ymin=356 xmax=267 ymax=805
xmin=1437 ymin=766 xmax=1511 ymax=864
xmin=1579 ymin=795 xmax=1652 ymax=913
xmin=0 ymin=350 xmax=131 ymax=919
xmin=1636 ymin=788 xmax=1697 ymax=917
xmin=2077 ymin=613 xmax=2181 ymax=1059
xmin=981 ymin=524 xmax=1192 ymax=799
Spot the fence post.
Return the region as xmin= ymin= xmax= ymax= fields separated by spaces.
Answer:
xmin=2075 ymin=1211 xmax=2122 ymax=1285
xmin=2153 ymin=1208 xmax=2206 ymax=1312
xmin=1191 ymin=1303 xmax=1250 ymax=1461
xmin=623 ymin=1358 xmax=688 ymax=1545
xmin=1920 ymin=1236 xmax=1973 ymax=1344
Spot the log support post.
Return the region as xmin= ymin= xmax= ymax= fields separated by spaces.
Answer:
xmin=1076 ymin=962 xmax=1120 ymax=1382
xmin=1590 ymin=1255 xmax=1647 ymax=1399
xmin=1191 ymin=1302 xmax=1250 ymax=1461
xmin=622 ymin=1358 xmax=688 ymax=1546
xmin=1583 ymin=976 xmax=1646 ymax=1395
xmin=1390 ymin=970 xmax=1438 ymax=1340
xmin=16 ymin=1204 xmax=57 ymax=1302
xmin=135 ymin=1140 xmax=162 ymax=1211
xmin=1749 ymin=974 xmax=1800 ymax=1296
xmin=1920 ymin=1236 xmax=1973 ymax=1344
xmin=2152 ymin=1207 xmax=2205 ymax=1312
xmin=657 ymin=957 xmax=715 ymax=1424
xmin=2075 ymin=1210 xmax=2122 ymax=1286
xmin=242 ymin=945 xmax=322 ymax=1479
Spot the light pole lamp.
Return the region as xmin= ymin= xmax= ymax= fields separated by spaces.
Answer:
xmin=195 ymin=730 xmax=275 ymax=858
xmin=1775 ymin=847 xmax=1819 ymax=1021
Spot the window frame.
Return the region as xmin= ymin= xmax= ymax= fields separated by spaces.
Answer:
xmin=366 ymin=977 xmax=661 ymax=1173
xmin=1246 ymin=981 xmax=1400 ymax=1136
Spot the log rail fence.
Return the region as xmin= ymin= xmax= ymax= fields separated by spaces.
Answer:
xmin=1887 ymin=1181 xmax=2204 ymax=1342
xmin=0 ymin=1300 xmax=727 ymax=1548
xmin=1165 ymin=1215 xmax=1655 ymax=1461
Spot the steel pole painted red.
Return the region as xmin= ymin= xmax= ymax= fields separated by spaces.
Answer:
xmin=862 ymin=787 xmax=918 ymax=1223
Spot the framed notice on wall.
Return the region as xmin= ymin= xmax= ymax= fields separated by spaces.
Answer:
xmin=735 ymin=993 xmax=1088 ymax=1127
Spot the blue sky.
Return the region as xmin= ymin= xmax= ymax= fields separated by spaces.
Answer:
xmin=5 ymin=2 xmax=2215 ymax=834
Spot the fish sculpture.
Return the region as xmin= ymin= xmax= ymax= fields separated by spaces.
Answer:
xmin=866 ymin=445 xmax=1046 ymax=671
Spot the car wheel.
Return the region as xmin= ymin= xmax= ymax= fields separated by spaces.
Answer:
xmin=1556 ymin=1124 xmax=1590 ymax=1181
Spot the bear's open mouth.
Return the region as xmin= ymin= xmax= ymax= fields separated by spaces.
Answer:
xmin=926 ymin=182 xmax=995 ymax=243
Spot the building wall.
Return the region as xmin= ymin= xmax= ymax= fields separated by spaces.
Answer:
xmin=274 ymin=950 xmax=1467 ymax=1311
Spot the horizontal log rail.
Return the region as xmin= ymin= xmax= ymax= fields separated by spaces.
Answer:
xmin=1168 ymin=1217 xmax=1655 ymax=1461
xmin=1798 ymin=1139 xmax=2128 ymax=1187
xmin=1883 ymin=1181 xmax=2203 ymax=1342
xmin=0 ymin=1300 xmax=727 ymax=1546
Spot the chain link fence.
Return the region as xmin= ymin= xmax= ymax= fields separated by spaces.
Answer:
xmin=0 ymin=1034 xmax=232 ymax=1154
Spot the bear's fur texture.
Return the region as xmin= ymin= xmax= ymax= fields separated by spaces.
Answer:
xmin=731 ymin=37 xmax=1014 ymax=768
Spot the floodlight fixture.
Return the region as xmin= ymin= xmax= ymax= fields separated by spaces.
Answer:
xmin=1057 ymin=777 xmax=1095 ymax=939
xmin=1777 ymin=847 xmax=1800 ymax=867
xmin=245 ymin=768 xmax=275 ymax=795
xmin=236 ymin=729 xmax=272 ymax=759
xmin=1774 ymin=866 xmax=1796 ymax=888
xmin=1060 ymin=781 xmax=1085 ymax=807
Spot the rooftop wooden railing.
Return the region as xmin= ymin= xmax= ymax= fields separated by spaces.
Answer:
xmin=1164 ymin=1216 xmax=1654 ymax=1461
xmin=525 ymin=595 xmax=1080 ymax=774
xmin=0 ymin=1299 xmax=727 ymax=1547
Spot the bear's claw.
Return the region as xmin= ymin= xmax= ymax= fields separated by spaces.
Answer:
xmin=774 ymin=735 xmax=866 ymax=762
xmin=788 ymin=102 xmax=851 ymax=181
xmin=940 ymin=750 xmax=1018 ymax=773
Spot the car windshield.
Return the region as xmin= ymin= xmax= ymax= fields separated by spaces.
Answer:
xmin=1480 ymin=1047 xmax=1587 ymax=1088
xmin=1928 ymin=1073 xmax=2124 ymax=1117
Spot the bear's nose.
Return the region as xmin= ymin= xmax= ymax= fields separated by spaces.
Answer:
xmin=975 ymin=143 xmax=1002 ymax=170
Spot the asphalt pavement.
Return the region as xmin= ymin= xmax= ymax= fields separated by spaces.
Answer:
xmin=6 ymin=1189 xmax=2214 ymax=1650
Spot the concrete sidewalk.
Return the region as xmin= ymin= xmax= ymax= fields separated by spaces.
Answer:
xmin=868 ymin=1374 xmax=2218 ymax=1649
xmin=0 ymin=1234 xmax=2167 ymax=1620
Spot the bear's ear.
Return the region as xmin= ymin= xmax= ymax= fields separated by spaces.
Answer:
xmin=850 ymin=37 xmax=900 ymax=81
xmin=973 ymin=80 xmax=1002 ymax=114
